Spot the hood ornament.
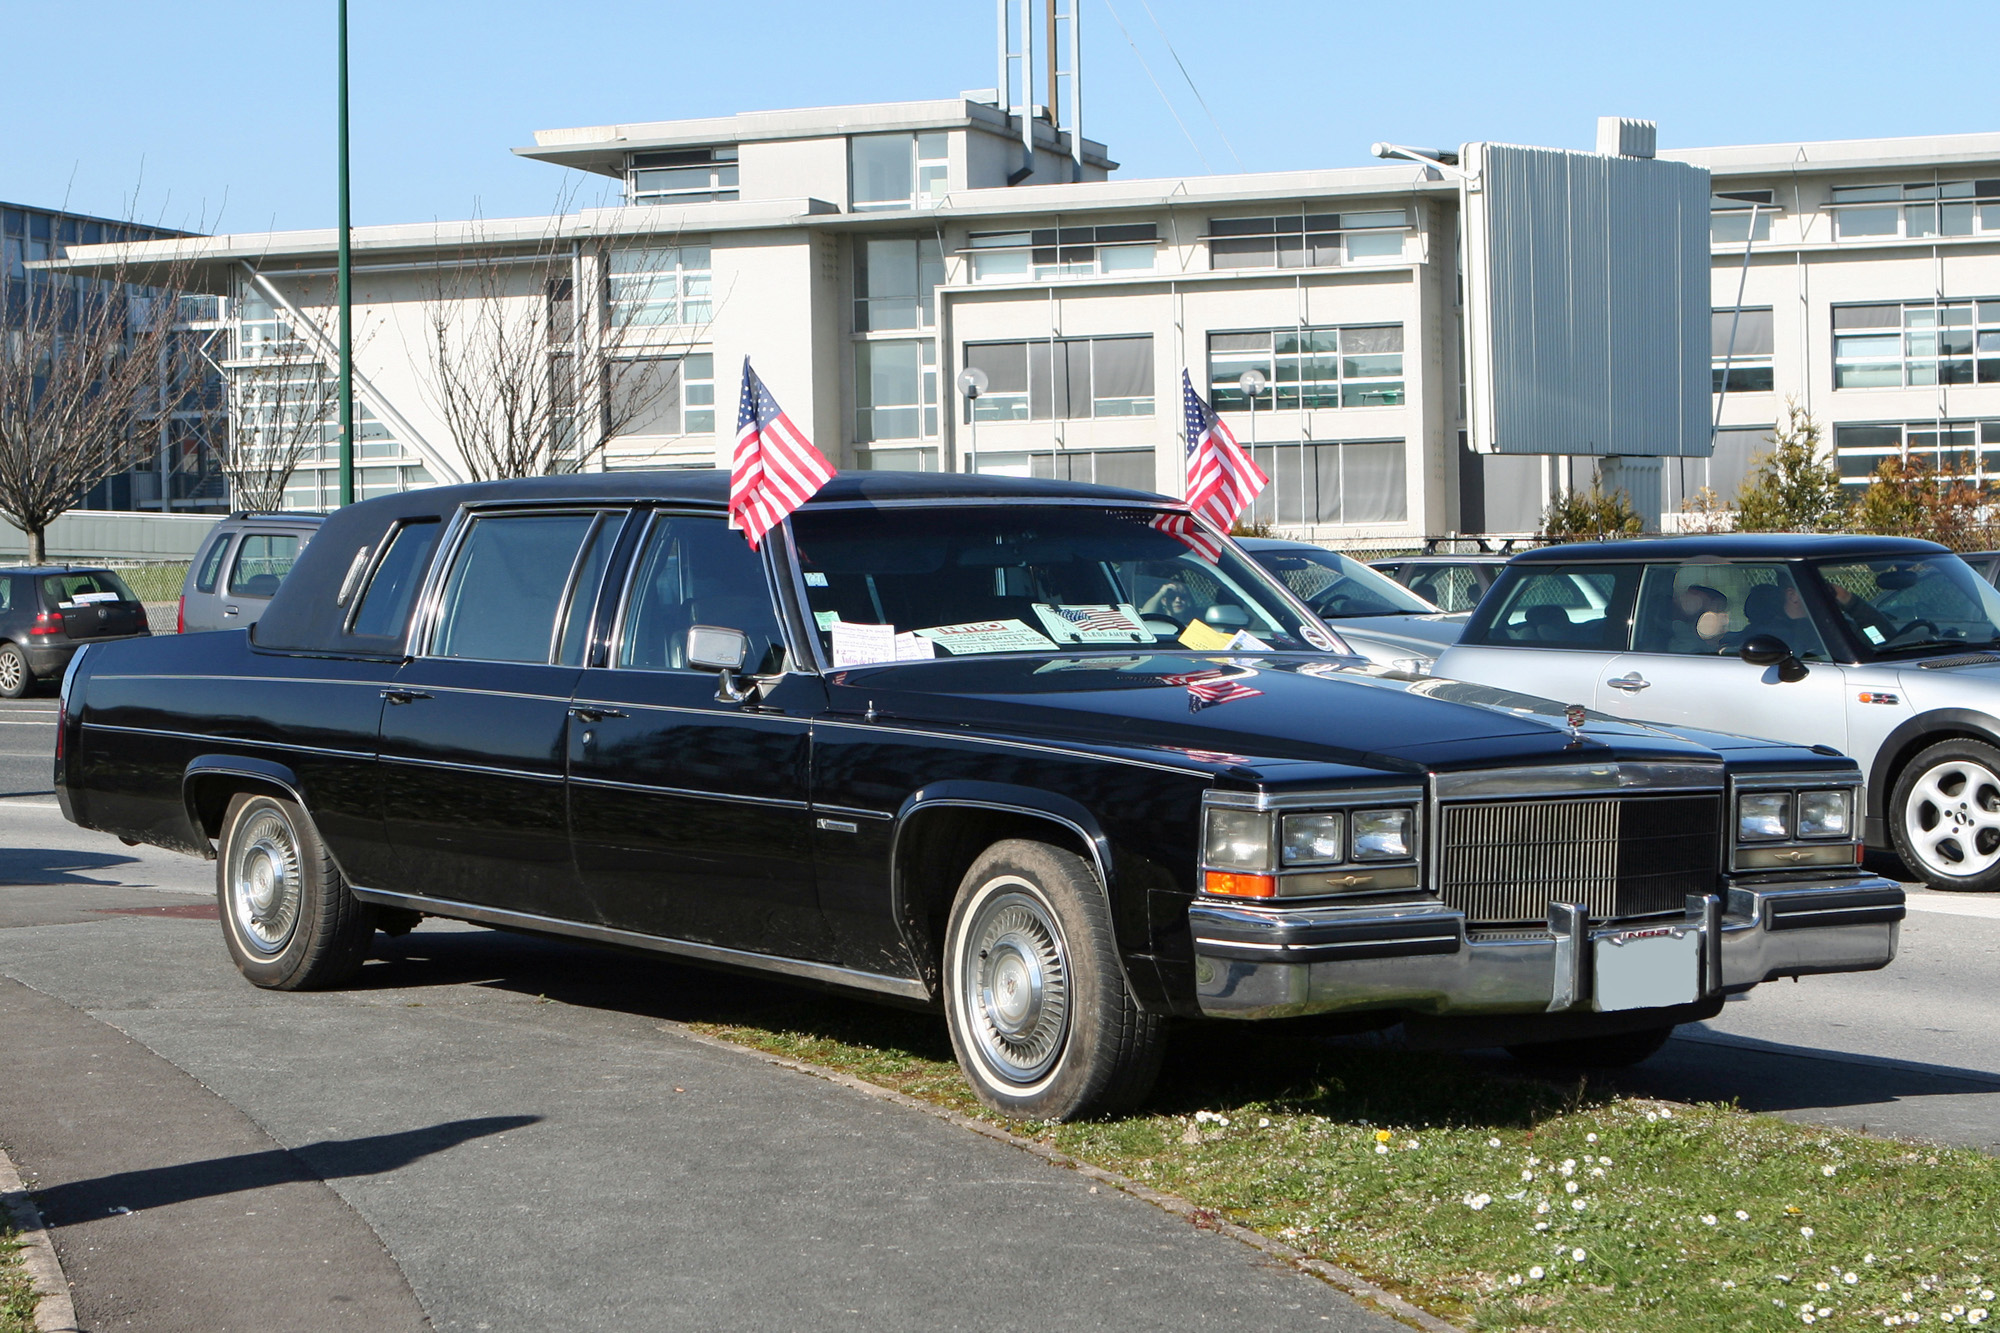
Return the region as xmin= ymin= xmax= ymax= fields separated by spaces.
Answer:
xmin=1564 ymin=704 xmax=1588 ymax=738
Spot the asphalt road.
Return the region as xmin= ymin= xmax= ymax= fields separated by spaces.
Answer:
xmin=4 ymin=694 xmax=1999 ymax=1328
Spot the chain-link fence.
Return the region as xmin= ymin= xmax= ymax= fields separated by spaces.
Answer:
xmin=99 ymin=561 xmax=190 ymax=634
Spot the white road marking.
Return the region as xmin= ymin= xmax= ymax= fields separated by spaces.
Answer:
xmin=0 ymin=719 xmax=56 ymax=725
xmin=1903 ymin=892 xmax=2000 ymax=920
xmin=0 ymin=802 xmax=61 ymax=811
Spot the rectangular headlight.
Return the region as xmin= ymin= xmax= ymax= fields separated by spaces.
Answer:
xmin=1796 ymin=789 xmax=1852 ymax=839
xmin=1737 ymin=792 xmax=1792 ymax=842
xmin=1204 ymin=807 xmax=1274 ymax=873
xmin=1350 ymin=808 xmax=1413 ymax=861
xmin=1280 ymin=812 xmax=1344 ymax=866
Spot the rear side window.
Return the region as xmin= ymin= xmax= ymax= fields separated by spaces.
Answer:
xmin=0 ymin=578 xmax=11 ymax=613
xmin=42 ymin=571 xmax=136 ymax=608
xmin=349 ymin=520 xmax=443 ymax=642
xmin=194 ymin=534 xmax=231 ymax=593
xmin=1465 ymin=564 xmax=1637 ymax=650
xmin=430 ymin=514 xmax=598 ymax=663
xmin=228 ymin=534 xmax=302 ymax=599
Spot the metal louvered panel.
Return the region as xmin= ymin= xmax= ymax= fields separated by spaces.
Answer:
xmin=1439 ymin=795 xmax=1719 ymax=926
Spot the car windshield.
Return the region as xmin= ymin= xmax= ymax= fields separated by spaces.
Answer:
xmin=1246 ymin=546 xmax=1438 ymax=618
xmin=41 ymin=571 xmax=136 ymax=606
xmin=1813 ymin=555 xmax=2000 ymax=657
xmin=788 ymin=505 xmax=1343 ymax=664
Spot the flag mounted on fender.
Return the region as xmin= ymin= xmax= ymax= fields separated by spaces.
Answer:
xmin=1180 ymin=369 xmax=1267 ymax=534
xmin=730 ymin=358 xmax=836 ymax=548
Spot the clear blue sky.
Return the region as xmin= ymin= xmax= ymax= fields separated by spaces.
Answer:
xmin=7 ymin=0 xmax=2000 ymax=234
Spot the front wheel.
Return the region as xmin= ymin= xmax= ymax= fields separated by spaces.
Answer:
xmin=0 ymin=643 xmax=31 ymax=699
xmin=942 ymin=839 xmax=1167 ymax=1120
xmin=1890 ymin=738 xmax=2000 ymax=892
xmin=217 ymin=792 xmax=375 ymax=989
xmin=1506 ymin=1023 xmax=1675 ymax=1069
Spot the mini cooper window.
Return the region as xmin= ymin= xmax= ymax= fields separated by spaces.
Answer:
xmin=1631 ymin=562 xmax=1829 ymax=660
xmin=349 ymin=519 xmax=442 ymax=642
xmin=1814 ymin=555 xmax=2000 ymax=657
xmin=788 ymin=505 xmax=1332 ymax=664
xmin=616 ymin=516 xmax=785 ymax=673
xmin=431 ymin=514 xmax=598 ymax=663
xmin=1468 ymin=565 xmax=1637 ymax=650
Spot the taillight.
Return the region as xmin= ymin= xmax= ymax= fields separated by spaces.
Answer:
xmin=175 ymin=595 xmax=185 ymax=635
xmin=30 ymin=610 xmax=62 ymax=635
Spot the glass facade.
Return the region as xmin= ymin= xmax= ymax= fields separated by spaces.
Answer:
xmin=1712 ymin=191 xmax=1774 ymax=244
xmin=627 ymin=148 xmax=738 ymax=205
xmin=1208 ymin=325 xmax=1404 ymax=410
xmin=1207 ymin=210 xmax=1409 ymax=270
xmin=851 ymin=132 xmax=949 ymax=211
xmin=961 ymin=337 xmax=1154 ymax=421
xmin=1237 ymin=440 xmax=1408 ymax=526
xmin=1830 ymin=180 xmax=2000 ymax=241
xmin=854 ymin=237 xmax=942 ymax=332
xmin=966 ymin=224 xmax=1158 ymax=281
xmin=607 ymin=245 xmax=712 ymax=328
xmin=855 ymin=339 xmax=938 ymax=443
xmin=1832 ymin=300 xmax=2000 ymax=389
xmin=1712 ymin=307 xmax=1775 ymax=392
xmin=1834 ymin=420 xmax=2000 ymax=492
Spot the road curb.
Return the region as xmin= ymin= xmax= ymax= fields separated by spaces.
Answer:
xmin=0 ymin=1144 xmax=79 ymax=1333
xmin=661 ymin=1021 xmax=1468 ymax=1333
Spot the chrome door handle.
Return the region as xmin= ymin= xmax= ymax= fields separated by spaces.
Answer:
xmin=222 ymin=606 xmax=239 ymax=616
xmin=570 ymin=705 xmax=627 ymax=722
xmin=381 ymin=688 xmax=432 ymax=704
xmin=1605 ymin=674 xmax=1650 ymax=693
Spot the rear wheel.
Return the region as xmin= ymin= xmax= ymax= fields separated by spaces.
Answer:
xmin=0 ymin=643 xmax=31 ymax=699
xmin=217 ymin=792 xmax=374 ymax=989
xmin=1891 ymin=738 xmax=2000 ymax=892
xmin=1506 ymin=1023 xmax=1675 ymax=1069
xmin=942 ymin=839 xmax=1167 ymax=1121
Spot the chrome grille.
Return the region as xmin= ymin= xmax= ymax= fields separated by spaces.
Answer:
xmin=1439 ymin=795 xmax=1720 ymax=926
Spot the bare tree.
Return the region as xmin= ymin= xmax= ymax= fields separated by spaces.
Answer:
xmin=0 ymin=244 xmax=205 ymax=561
xmin=416 ymin=221 xmax=715 ymax=480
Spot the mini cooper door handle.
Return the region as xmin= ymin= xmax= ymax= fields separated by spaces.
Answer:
xmin=569 ymin=705 xmax=627 ymax=722
xmin=381 ymin=688 xmax=432 ymax=704
xmin=1605 ymin=673 xmax=1650 ymax=692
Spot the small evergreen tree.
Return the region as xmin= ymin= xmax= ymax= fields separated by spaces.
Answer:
xmin=1733 ymin=399 xmax=1847 ymax=533
xmin=1850 ymin=455 xmax=1997 ymax=550
xmin=1540 ymin=485 xmax=1642 ymax=541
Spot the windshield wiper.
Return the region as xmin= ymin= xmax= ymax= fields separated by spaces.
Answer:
xmin=1878 ymin=636 xmax=2000 ymax=656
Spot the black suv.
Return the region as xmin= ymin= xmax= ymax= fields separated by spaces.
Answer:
xmin=0 ymin=566 xmax=151 ymax=697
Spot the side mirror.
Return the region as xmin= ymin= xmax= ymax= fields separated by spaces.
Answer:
xmin=687 ymin=625 xmax=756 ymax=703
xmin=1739 ymin=633 xmax=1809 ymax=683
xmin=1202 ymin=604 xmax=1251 ymax=630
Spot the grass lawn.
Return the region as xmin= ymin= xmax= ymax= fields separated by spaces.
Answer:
xmin=0 ymin=1230 xmax=35 ymax=1333
xmin=688 ymin=996 xmax=2000 ymax=1333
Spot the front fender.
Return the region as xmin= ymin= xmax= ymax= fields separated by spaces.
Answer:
xmin=1865 ymin=707 xmax=2000 ymax=833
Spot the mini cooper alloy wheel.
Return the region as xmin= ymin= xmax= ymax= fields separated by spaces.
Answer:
xmin=959 ymin=881 xmax=1071 ymax=1087
xmin=227 ymin=805 xmax=304 ymax=956
xmin=1901 ymin=749 xmax=2000 ymax=882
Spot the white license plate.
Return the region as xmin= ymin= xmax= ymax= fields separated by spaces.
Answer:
xmin=1592 ymin=927 xmax=1699 ymax=1012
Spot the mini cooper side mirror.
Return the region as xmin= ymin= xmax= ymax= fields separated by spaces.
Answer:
xmin=1739 ymin=633 xmax=1810 ymax=683
xmin=687 ymin=625 xmax=756 ymax=703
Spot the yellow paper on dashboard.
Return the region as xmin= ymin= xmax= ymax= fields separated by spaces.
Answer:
xmin=1177 ymin=619 xmax=1236 ymax=651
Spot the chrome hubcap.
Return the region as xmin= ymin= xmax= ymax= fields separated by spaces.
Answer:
xmin=0 ymin=652 xmax=20 ymax=691
xmin=229 ymin=809 xmax=301 ymax=954
xmin=1907 ymin=759 xmax=2000 ymax=876
xmin=962 ymin=885 xmax=1068 ymax=1086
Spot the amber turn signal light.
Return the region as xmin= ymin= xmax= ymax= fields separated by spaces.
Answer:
xmin=1204 ymin=871 xmax=1276 ymax=898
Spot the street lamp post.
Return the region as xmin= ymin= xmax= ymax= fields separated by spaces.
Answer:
xmin=335 ymin=0 xmax=354 ymax=507
xmin=956 ymin=367 xmax=989 ymax=474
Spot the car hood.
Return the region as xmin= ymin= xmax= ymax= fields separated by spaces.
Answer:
xmin=823 ymin=653 xmax=1722 ymax=778
xmin=1325 ymin=613 xmax=1468 ymax=662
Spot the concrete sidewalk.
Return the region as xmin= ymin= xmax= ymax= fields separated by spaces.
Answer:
xmin=0 ymin=846 xmax=1395 ymax=1331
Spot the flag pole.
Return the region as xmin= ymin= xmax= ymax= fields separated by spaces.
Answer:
xmin=335 ymin=0 xmax=354 ymax=507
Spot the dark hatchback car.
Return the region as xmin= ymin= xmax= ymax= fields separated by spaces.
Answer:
xmin=56 ymin=474 xmax=1901 ymax=1120
xmin=0 ymin=566 xmax=150 ymax=697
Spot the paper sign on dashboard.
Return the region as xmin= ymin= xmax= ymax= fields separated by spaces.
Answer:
xmin=830 ymin=621 xmax=897 ymax=667
xmin=914 ymin=619 xmax=1058 ymax=655
xmin=1176 ymin=619 xmax=1236 ymax=651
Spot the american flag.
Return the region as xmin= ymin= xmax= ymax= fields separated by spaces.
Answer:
xmin=1056 ymin=606 xmax=1141 ymax=635
xmin=730 ymin=358 xmax=836 ymax=548
xmin=1181 ymin=369 xmax=1267 ymax=533
xmin=1162 ymin=668 xmax=1263 ymax=713
xmin=1147 ymin=509 xmax=1225 ymax=562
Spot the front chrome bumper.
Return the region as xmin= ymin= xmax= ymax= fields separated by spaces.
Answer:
xmin=1191 ymin=875 xmax=1903 ymax=1022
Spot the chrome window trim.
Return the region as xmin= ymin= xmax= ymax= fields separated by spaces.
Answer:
xmin=600 ymin=508 xmax=797 ymax=681
xmin=1432 ymin=762 xmax=1724 ymax=801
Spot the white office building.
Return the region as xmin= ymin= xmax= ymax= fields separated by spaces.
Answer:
xmin=50 ymin=96 xmax=2000 ymax=539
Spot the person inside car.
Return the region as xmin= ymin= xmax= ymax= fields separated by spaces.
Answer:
xmin=1665 ymin=584 xmax=1729 ymax=653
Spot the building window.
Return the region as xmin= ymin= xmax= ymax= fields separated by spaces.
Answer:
xmin=1712 ymin=190 xmax=1774 ymax=244
xmin=627 ymin=147 xmax=738 ymax=205
xmin=607 ymin=246 xmax=711 ymax=329
xmin=962 ymin=336 xmax=1154 ymax=422
xmin=970 ymin=449 xmax=1155 ymax=489
xmin=965 ymin=224 xmax=1158 ymax=281
xmin=1834 ymin=420 xmax=2000 ymax=492
xmin=1236 ymin=440 xmax=1407 ymax=526
xmin=1832 ymin=300 xmax=2000 ymax=389
xmin=850 ymin=132 xmax=948 ymax=211
xmin=855 ymin=339 xmax=937 ymax=442
xmin=1830 ymin=180 xmax=2000 ymax=241
xmin=606 ymin=352 xmax=714 ymax=439
xmin=1207 ymin=209 xmax=1408 ymax=270
xmin=854 ymin=237 xmax=943 ymax=332
xmin=1207 ymin=325 xmax=1404 ymax=410
xmin=1712 ymin=307 xmax=1775 ymax=392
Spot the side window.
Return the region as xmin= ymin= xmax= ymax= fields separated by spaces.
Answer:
xmin=1631 ymin=562 xmax=1828 ymax=660
xmin=615 ymin=516 xmax=784 ymax=673
xmin=1409 ymin=564 xmax=1481 ymax=613
xmin=194 ymin=533 xmax=231 ymax=593
xmin=0 ymin=577 xmax=12 ymax=613
xmin=1470 ymin=564 xmax=1636 ymax=650
xmin=349 ymin=520 xmax=443 ymax=642
xmin=227 ymin=533 xmax=302 ymax=598
xmin=431 ymin=514 xmax=597 ymax=663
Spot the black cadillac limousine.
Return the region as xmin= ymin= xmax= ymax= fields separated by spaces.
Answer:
xmin=55 ymin=473 xmax=1904 ymax=1119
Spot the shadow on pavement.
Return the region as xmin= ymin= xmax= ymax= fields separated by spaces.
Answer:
xmin=0 ymin=847 xmax=143 ymax=886
xmin=34 ymin=1115 xmax=541 ymax=1223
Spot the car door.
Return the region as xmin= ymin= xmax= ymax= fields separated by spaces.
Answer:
xmin=566 ymin=512 xmax=834 ymax=959
xmin=1435 ymin=562 xmax=1640 ymax=709
xmin=1592 ymin=561 xmax=1851 ymax=752
xmin=374 ymin=508 xmax=618 ymax=917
